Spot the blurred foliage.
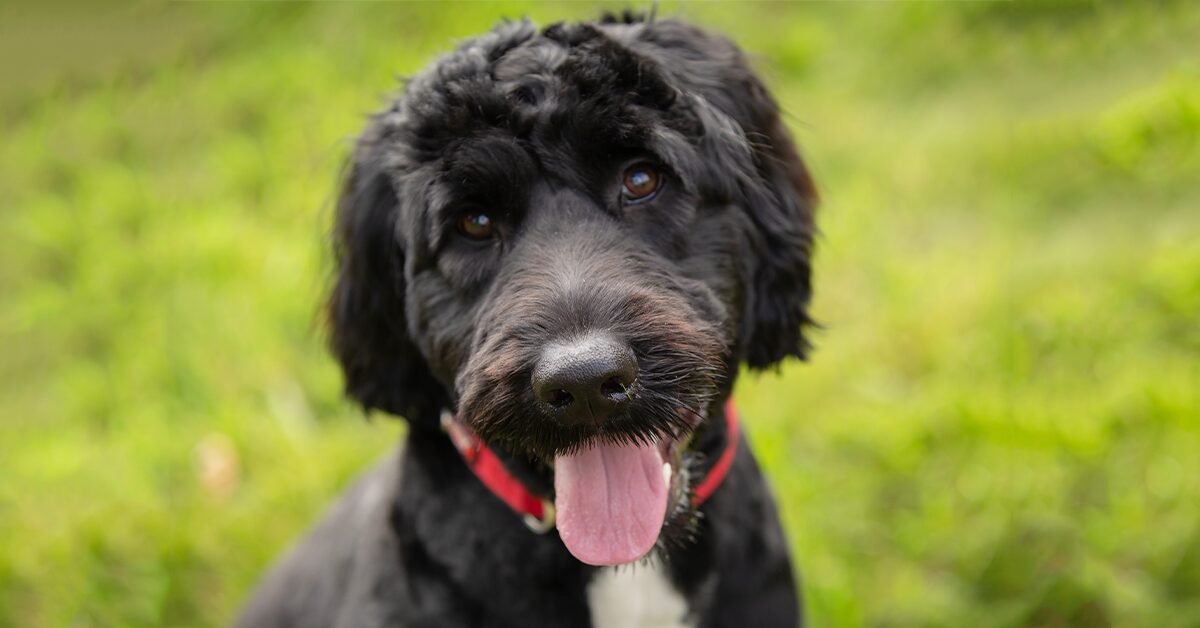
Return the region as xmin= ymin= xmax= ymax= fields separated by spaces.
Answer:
xmin=1 ymin=2 xmax=1198 ymax=626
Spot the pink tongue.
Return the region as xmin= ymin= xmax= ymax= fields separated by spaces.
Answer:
xmin=554 ymin=441 xmax=668 ymax=566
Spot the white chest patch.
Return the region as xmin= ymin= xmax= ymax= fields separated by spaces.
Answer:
xmin=587 ymin=559 xmax=695 ymax=628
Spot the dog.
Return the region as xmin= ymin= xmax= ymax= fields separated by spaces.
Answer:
xmin=236 ymin=12 xmax=817 ymax=628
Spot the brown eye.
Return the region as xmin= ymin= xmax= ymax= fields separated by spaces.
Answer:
xmin=457 ymin=211 xmax=494 ymax=240
xmin=622 ymin=164 xmax=661 ymax=202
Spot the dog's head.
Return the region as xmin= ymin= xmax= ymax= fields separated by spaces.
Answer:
xmin=328 ymin=14 xmax=816 ymax=566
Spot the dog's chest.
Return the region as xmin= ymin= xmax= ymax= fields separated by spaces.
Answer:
xmin=586 ymin=560 xmax=695 ymax=628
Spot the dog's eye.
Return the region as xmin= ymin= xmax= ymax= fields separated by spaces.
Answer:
xmin=622 ymin=164 xmax=662 ymax=203
xmin=457 ymin=211 xmax=494 ymax=240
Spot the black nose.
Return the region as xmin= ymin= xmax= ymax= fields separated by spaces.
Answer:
xmin=532 ymin=333 xmax=638 ymax=425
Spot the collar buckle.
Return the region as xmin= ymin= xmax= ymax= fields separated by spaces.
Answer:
xmin=522 ymin=500 xmax=556 ymax=534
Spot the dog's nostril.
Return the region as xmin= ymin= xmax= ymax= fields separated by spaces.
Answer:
xmin=548 ymin=389 xmax=574 ymax=409
xmin=531 ymin=332 xmax=638 ymax=424
xmin=600 ymin=376 xmax=628 ymax=400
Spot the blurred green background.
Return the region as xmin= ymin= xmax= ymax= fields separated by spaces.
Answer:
xmin=2 ymin=1 xmax=1198 ymax=626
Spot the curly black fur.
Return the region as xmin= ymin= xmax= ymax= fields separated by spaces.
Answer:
xmin=239 ymin=13 xmax=816 ymax=628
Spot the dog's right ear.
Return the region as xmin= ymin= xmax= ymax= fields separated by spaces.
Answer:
xmin=328 ymin=124 xmax=447 ymax=426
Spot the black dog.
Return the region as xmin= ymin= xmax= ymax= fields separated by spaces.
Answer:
xmin=237 ymin=12 xmax=816 ymax=628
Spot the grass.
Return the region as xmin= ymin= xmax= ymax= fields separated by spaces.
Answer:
xmin=1 ymin=2 xmax=1198 ymax=626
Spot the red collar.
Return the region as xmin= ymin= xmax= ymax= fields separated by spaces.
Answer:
xmin=442 ymin=400 xmax=741 ymax=534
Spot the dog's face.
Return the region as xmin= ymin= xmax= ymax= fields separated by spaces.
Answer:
xmin=329 ymin=15 xmax=816 ymax=566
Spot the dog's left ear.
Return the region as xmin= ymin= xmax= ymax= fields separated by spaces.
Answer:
xmin=637 ymin=20 xmax=818 ymax=368
xmin=735 ymin=98 xmax=819 ymax=369
xmin=638 ymin=19 xmax=816 ymax=369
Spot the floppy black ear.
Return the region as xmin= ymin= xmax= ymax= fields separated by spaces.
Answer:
xmin=328 ymin=122 xmax=448 ymax=425
xmin=737 ymin=99 xmax=819 ymax=369
xmin=634 ymin=19 xmax=818 ymax=368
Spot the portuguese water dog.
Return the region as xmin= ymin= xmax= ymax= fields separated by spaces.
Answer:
xmin=237 ymin=12 xmax=817 ymax=628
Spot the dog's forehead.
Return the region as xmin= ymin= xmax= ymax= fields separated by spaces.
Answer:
xmin=491 ymin=35 xmax=568 ymax=83
xmin=430 ymin=19 xmax=649 ymax=95
xmin=395 ymin=19 xmax=684 ymax=158
xmin=382 ymin=16 xmax=760 ymax=241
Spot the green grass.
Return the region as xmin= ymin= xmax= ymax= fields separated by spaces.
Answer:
xmin=2 ymin=2 xmax=1198 ymax=626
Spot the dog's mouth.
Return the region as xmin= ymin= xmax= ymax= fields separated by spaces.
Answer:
xmin=552 ymin=410 xmax=698 ymax=566
xmin=454 ymin=296 xmax=727 ymax=565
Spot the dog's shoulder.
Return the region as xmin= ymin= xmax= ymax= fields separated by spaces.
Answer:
xmin=234 ymin=449 xmax=407 ymax=628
